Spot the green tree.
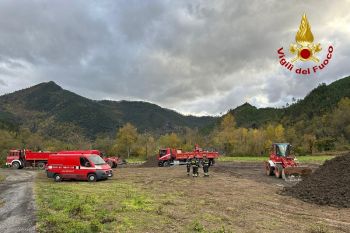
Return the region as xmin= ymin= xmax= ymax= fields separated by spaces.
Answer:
xmin=158 ymin=133 xmax=181 ymax=148
xmin=303 ymin=134 xmax=316 ymax=154
xmin=116 ymin=123 xmax=138 ymax=158
xmin=213 ymin=113 xmax=236 ymax=154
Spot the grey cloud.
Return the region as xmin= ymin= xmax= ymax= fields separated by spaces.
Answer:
xmin=0 ymin=0 xmax=349 ymax=115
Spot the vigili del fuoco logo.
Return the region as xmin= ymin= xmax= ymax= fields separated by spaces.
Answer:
xmin=277 ymin=14 xmax=334 ymax=75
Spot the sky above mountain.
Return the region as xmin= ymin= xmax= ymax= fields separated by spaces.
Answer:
xmin=0 ymin=0 xmax=349 ymax=115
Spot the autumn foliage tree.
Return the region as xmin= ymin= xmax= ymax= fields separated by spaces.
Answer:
xmin=116 ymin=123 xmax=138 ymax=158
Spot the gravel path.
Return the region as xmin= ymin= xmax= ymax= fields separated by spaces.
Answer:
xmin=0 ymin=169 xmax=36 ymax=233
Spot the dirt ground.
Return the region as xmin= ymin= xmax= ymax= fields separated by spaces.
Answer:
xmin=2 ymin=162 xmax=350 ymax=233
xmin=112 ymin=162 xmax=350 ymax=233
xmin=0 ymin=169 xmax=36 ymax=233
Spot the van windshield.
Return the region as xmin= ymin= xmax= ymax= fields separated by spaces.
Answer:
xmin=88 ymin=155 xmax=106 ymax=165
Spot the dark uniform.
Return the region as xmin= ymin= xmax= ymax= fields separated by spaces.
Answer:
xmin=202 ymin=156 xmax=210 ymax=177
xmin=191 ymin=156 xmax=199 ymax=177
xmin=186 ymin=157 xmax=191 ymax=176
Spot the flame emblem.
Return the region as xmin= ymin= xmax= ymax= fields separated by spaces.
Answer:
xmin=290 ymin=14 xmax=321 ymax=63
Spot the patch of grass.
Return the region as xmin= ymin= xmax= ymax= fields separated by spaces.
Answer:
xmin=297 ymin=155 xmax=334 ymax=164
xmin=0 ymin=198 xmax=5 ymax=207
xmin=212 ymin=226 xmax=233 ymax=233
xmin=0 ymin=174 xmax=5 ymax=183
xmin=218 ymin=156 xmax=267 ymax=162
xmin=218 ymin=155 xmax=334 ymax=164
xmin=307 ymin=224 xmax=330 ymax=233
xmin=191 ymin=220 xmax=205 ymax=232
xmin=35 ymin=174 xmax=166 ymax=233
xmin=126 ymin=157 xmax=146 ymax=163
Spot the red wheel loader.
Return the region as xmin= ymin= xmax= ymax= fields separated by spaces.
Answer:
xmin=265 ymin=143 xmax=312 ymax=181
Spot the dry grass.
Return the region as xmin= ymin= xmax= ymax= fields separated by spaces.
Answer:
xmin=35 ymin=166 xmax=350 ymax=233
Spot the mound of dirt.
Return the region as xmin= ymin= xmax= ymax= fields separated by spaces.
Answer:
xmin=284 ymin=153 xmax=350 ymax=208
xmin=139 ymin=156 xmax=158 ymax=168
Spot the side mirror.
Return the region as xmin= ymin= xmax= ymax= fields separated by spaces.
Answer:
xmin=85 ymin=162 xmax=91 ymax=167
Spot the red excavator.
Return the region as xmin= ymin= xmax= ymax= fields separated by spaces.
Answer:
xmin=265 ymin=143 xmax=312 ymax=181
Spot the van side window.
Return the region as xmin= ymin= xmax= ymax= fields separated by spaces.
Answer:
xmin=80 ymin=157 xmax=90 ymax=167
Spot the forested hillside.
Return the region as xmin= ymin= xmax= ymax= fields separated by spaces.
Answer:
xmin=0 ymin=76 xmax=349 ymax=160
xmin=0 ymin=81 xmax=216 ymax=139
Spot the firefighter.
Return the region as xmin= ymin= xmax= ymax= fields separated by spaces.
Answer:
xmin=202 ymin=155 xmax=210 ymax=177
xmin=186 ymin=156 xmax=191 ymax=176
xmin=191 ymin=155 xmax=199 ymax=177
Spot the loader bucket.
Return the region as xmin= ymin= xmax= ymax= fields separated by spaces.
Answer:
xmin=282 ymin=166 xmax=312 ymax=181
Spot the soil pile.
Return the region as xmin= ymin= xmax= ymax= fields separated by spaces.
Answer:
xmin=139 ymin=156 xmax=158 ymax=167
xmin=284 ymin=153 xmax=350 ymax=208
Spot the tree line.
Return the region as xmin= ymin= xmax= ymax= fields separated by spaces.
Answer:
xmin=1 ymin=97 xmax=349 ymax=163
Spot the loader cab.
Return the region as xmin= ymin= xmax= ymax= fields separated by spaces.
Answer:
xmin=273 ymin=143 xmax=292 ymax=157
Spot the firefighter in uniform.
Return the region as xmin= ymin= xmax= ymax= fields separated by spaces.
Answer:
xmin=191 ymin=155 xmax=199 ymax=177
xmin=202 ymin=155 xmax=210 ymax=177
xmin=186 ymin=156 xmax=191 ymax=176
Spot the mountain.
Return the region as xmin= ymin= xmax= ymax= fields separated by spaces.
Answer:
xmin=229 ymin=103 xmax=282 ymax=128
xmin=283 ymin=77 xmax=350 ymax=123
xmin=0 ymin=81 xmax=217 ymax=138
xmin=228 ymin=76 xmax=350 ymax=128
xmin=0 ymin=75 xmax=349 ymax=140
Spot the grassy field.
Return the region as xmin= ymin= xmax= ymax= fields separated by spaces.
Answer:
xmin=0 ymin=174 xmax=5 ymax=207
xmin=218 ymin=155 xmax=334 ymax=164
xmin=125 ymin=157 xmax=146 ymax=163
xmin=127 ymin=155 xmax=335 ymax=165
xmin=0 ymin=174 xmax=5 ymax=182
xmin=35 ymin=174 xmax=174 ymax=233
xmin=34 ymin=166 xmax=350 ymax=233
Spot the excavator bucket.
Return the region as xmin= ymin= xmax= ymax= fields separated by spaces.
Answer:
xmin=282 ymin=166 xmax=312 ymax=181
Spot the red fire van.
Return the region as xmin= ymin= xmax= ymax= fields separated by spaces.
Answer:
xmin=46 ymin=153 xmax=113 ymax=182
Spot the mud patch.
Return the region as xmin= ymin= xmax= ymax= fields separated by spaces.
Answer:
xmin=139 ymin=156 xmax=158 ymax=168
xmin=283 ymin=153 xmax=350 ymax=208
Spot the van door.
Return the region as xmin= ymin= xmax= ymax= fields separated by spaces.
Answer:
xmin=76 ymin=156 xmax=92 ymax=180
xmin=60 ymin=156 xmax=75 ymax=179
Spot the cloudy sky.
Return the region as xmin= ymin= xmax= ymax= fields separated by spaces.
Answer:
xmin=0 ymin=0 xmax=349 ymax=116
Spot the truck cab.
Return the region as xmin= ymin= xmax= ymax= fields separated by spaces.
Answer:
xmin=158 ymin=148 xmax=182 ymax=166
xmin=6 ymin=150 xmax=24 ymax=169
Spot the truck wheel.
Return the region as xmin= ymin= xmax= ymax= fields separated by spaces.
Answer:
xmin=163 ymin=161 xmax=169 ymax=167
xmin=12 ymin=162 xmax=20 ymax=169
xmin=274 ymin=164 xmax=283 ymax=178
xmin=265 ymin=163 xmax=273 ymax=176
xmin=54 ymin=174 xmax=62 ymax=182
xmin=38 ymin=162 xmax=46 ymax=169
xmin=88 ymin=174 xmax=97 ymax=182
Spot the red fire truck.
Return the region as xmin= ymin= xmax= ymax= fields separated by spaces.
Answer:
xmin=157 ymin=145 xmax=219 ymax=167
xmin=6 ymin=149 xmax=56 ymax=169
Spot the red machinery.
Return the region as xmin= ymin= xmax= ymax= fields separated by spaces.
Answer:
xmin=265 ymin=143 xmax=312 ymax=181
xmin=158 ymin=144 xmax=219 ymax=167
xmin=6 ymin=149 xmax=56 ymax=169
